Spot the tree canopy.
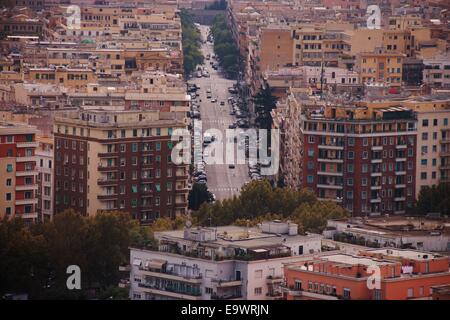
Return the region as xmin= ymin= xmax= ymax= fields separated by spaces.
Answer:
xmin=415 ymin=183 xmax=450 ymax=216
xmin=253 ymin=84 xmax=278 ymax=130
xmin=0 ymin=210 xmax=153 ymax=299
xmin=210 ymin=14 xmax=241 ymax=78
xmin=191 ymin=180 xmax=349 ymax=233
xmin=180 ymin=9 xmax=203 ymax=76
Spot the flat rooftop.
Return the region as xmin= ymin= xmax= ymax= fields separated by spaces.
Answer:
xmin=156 ymin=225 xmax=322 ymax=250
xmin=364 ymin=248 xmax=444 ymax=261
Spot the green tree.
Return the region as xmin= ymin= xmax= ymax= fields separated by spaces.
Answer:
xmin=188 ymin=182 xmax=214 ymax=210
xmin=180 ymin=9 xmax=204 ymax=76
xmin=292 ymin=201 xmax=349 ymax=234
xmin=416 ymin=183 xmax=450 ymax=216
xmin=253 ymin=84 xmax=278 ymax=130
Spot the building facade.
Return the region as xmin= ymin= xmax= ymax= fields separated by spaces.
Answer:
xmin=53 ymin=108 xmax=189 ymax=222
xmin=0 ymin=122 xmax=39 ymax=224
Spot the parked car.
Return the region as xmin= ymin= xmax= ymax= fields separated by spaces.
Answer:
xmin=220 ymin=101 xmax=225 ymax=106
xmin=211 ymin=98 xmax=217 ymax=103
xmin=228 ymin=164 xmax=235 ymax=169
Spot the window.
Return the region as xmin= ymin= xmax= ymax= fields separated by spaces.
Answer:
xmin=343 ymin=288 xmax=351 ymax=299
xmin=155 ymin=142 xmax=161 ymax=151
xmin=307 ymin=149 xmax=314 ymax=157
xmin=6 ymin=179 xmax=12 ymax=186
xmin=407 ymin=288 xmax=413 ymax=298
xmin=6 ymin=193 xmax=12 ymax=201
xmin=307 ymin=175 xmax=313 ymax=183
xmin=6 ymin=164 xmax=13 ymax=172
xmin=205 ymin=287 xmax=213 ymax=295
xmin=131 ymin=143 xmax=138 ymax=152
xmin=254 ymin=287 xmax=262 ymax=296
xmin=254 ymin=270 xmax=263 ymax=279
xmin=422 ymin=119 xmax=429 ymax=127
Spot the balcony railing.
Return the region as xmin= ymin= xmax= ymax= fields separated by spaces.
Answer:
xmin=211 ymin=293 xmax=242 ymax=300
xmin=138 ymin=283 xmax=202 ymax=297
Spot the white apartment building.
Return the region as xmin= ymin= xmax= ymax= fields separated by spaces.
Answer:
xmin=423 ymin=54 xmax=450 ymax=89
xmin=129 ymin=220 xmax=322 ymax=300
xmin=36 ymin=136 xmax=53 ymax=221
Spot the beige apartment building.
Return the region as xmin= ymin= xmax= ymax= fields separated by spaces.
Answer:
xmin=357 ymin=48 xmax=405 ymax=86
xmin=413 ymin=100 xmax=450 ymax=196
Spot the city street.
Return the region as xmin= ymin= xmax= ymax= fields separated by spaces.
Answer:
xmin=189 ymin=25 xmax=249 ymax=200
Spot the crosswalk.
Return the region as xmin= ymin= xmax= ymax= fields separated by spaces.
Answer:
xmin=202 ymin=119 xmax=233 ymax=125
xmin=208 ymin=187 xmax=241 ymax=192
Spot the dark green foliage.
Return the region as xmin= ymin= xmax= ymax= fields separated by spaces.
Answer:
xmin=191 ymin=180 xmax=349 ymax=233
xmin=253 ymin=85 xmax=278 ymax=130
xmin=0 ymin=210 xmax=153 ymax=299
xmin=210 ymin=14 xmax=241 ymax=78
xmin=188 ymin=182 xmax=214 ymax=210
xmin=180 ymin=9 xmax=204 ymax=76
xmin=415 ymin=183 xmax=450 ymax=216
xmin=205 ymin=0 xmax=227 ymax=10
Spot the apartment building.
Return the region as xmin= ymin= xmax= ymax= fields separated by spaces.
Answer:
xmin=53 ymin=108 xmax=189 ymax=222
xmin=423 ymin=53 xmax=450 ymax=89
xmin=325 ymin=216 xmax=450 ymax=252
xmin=283 ymin=248 xmax=450 ymax=300
xmin=129 ymin=220 xmax=323 ymax=300
xmin=25 ymin=66 xmax=96 ymax=89
xmin=414 ymin=99 xmax=450 ymax=195
xmin=0 ymin=122 xmax=39 ymax=224
xmin=300 ymin=103 xmax=417 ymax=216
xmin=35 ymin=136 xmax=53 ymax=222
xmin=357 ymin=48 xmax=405 ymax=86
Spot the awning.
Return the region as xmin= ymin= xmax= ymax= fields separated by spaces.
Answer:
xmin=145 ymin=259 xmax=167 ymax=270
xmin=132 ymin=258 xmax=142 ymax=266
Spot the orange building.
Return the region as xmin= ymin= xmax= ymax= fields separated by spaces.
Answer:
xmin=284 ymin=248 xmax=450 ymax=300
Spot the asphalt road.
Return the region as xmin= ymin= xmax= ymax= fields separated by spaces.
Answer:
xmin=189 ymin=25 xmax=249 ymax=201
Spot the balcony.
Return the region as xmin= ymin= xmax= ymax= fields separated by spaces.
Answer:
xmin=139 ymin=269 xmax=202 ymax=284
xmin=16 ymin=156 xmax=37 ymax=162
xmin=98 ymin=193 xmax=118 ymax=200
xmin=370 ymin=185 xmax=381 ymax=190
xmin=440 ymin=164 xmax=450 ymax=170
xmin=16 ymin=198 xmax=38 ymax=205
xmin=317 ymin=184 xmax=343 ymax=190
xmin=395 ymin=171 xmax=406 ymax=175
xmin=318 ymin=144 xmax=344 ymax=150
xmin=371 ymin=172 xmax=382 ymax=177
xmin=395 ymin=157 xmax=407 ymax=162
xmin=97 ymin=178 xmax=118 ymax=185
xmin=395 ymin=144 xmax=407 ymax=149
xmin=394 ymin=196 xmax=406 ymax=201
xmin=211 ymin=293 xmax=242 ymax=300
xmin=266 ymin=275 xmax=284 ymax=285
xmin=317 ymin=171 xmax=343 ymax=176
xmin=317 ymin=158 xmax=344 ymax=163
xmin=440 ymin=139 xmax=450 ymax=144
xmin=395 ymin=184 xmax=406 ymax=188
xmin=138 ymin=283 xmax=202 ymax=300
xmin=16 ymin=184 xmax=38 ymax=191
xmin=371 ymin=145 xmax=383 ymax=151
xmin=370 ymin=198 xmax=381 ymax=203
xmin=19 ymin=212 xmax=38 ymax=219
xmin=98 ymin=165 xmax=118 ymax=172
xmin=394 ymin=210 xmax=406 ymax=214
xmin=16 ymin=170 xmax=38 ymax=177
xmin=439 ymin=151 xmax=450 ymax=157
xmin=371 ymin=158 xmax=382 ymax=164
xmin=16 ymin=142 xmax=39 ymax=148
xmin=211 ymin=279 xmax=242 ymax=288
xmin=98 ymin=151 xmax=118 ymax=157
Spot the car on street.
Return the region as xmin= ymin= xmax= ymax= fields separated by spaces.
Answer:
xmin=228 ymin=164 xmax=235 ymax=169
xmin=228 ymin=123 xmax=237 ymax=129
xmin=220 ymin=101 xmax=225 ymax=106
xmin=211 ymin=98 xmax=217 ymax=103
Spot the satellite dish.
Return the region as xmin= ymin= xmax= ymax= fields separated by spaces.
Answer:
xmin=185 ymin=220 xmax=192 ymax=228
